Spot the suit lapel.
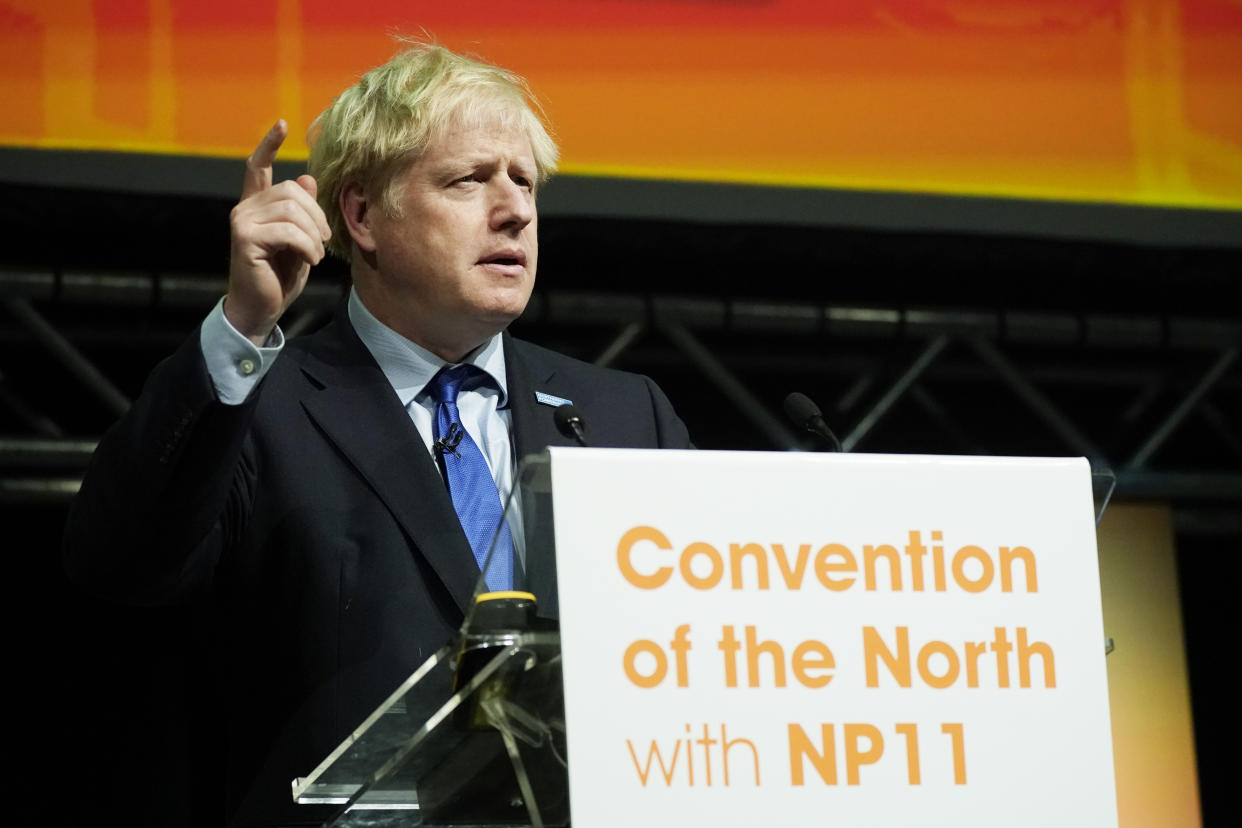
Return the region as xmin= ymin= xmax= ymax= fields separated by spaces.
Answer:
xmin=505 ymin=334 xmax=579 ymax=462
xmin=297 ymin=314 xmax=480 ymax=614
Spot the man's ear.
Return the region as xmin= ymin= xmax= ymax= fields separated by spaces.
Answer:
xmin=339 ymin=180 xmax=378 ymax=253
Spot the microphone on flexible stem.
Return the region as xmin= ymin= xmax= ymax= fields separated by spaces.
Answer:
xmin=554 ymin=404 xmax=589 ymax=447
xmin=783 ymin=392 xmax=842 ymax=452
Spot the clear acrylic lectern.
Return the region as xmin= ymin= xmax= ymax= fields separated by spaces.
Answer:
xmin=290 ymin=453 xmax=567 ymax=827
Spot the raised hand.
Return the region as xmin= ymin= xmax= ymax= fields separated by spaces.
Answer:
xmin=225 ymin=120 xmax=332 ymax=345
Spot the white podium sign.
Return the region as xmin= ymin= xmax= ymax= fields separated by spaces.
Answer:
xmin=550 ymin=448 xmax=1117 ymax=828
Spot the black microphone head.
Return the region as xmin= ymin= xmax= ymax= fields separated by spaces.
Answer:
xmin=554 ymin=404 xmax=586 ymax=442
xmin=784 ymin=391 xmax=842 ymax=452
xmin=783 ymin=392 xmax=822 ymax=428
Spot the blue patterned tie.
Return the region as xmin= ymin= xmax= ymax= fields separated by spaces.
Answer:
xmin=428 ymin=365 xmax=513 ymax=592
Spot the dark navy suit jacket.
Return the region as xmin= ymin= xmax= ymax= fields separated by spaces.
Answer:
xmin=64 ymin=309 xmax=691 ymax=826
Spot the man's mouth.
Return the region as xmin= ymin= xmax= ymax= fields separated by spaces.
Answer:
xmin=478 ymin=250 xmax=527 ymax=268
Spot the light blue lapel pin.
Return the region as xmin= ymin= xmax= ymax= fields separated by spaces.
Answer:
xmin=535 ymin=391 xmax=573 ymax=408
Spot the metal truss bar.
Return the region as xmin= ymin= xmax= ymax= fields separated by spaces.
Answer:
xmin=0 ymin=477 xmax=81 ymax=502
xmin=661 ymin=349 xmax=1230 ymax=393
xmin=1125 ymin=346 xmax=1240 ymax=470
xmin=0 ymin=438 xmax=97 ymax=468
xmin=835 ymin=374 xmax=874 ymax=414
xmin=967 ymin=336 xmax=1107 ymax=463
xmin=0 ymin=463 xmax=1230 ymax=504
xmin=0 ymin=370 xmax=64 ymax=438
xmin=594 ymin=322 xmax=646 ymax=368
xmin=1119 ymin=379 xmax=1165 ymax=426
xmin=10 ymin=273 xmax=1242 ymax=351
xmin=842 ymin=335 xmax=950 ymax=453
xmin=1115 ymin=470 xmax=1242 ymax=500
xmin=2 ymin=297 xmax=131 ymax=417
xmin=658 ymin=321 xmax=800 ymax=450
xmin=0 ymin=270 xmax=344 ymax=310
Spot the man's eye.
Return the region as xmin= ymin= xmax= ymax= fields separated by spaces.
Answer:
xmin=450 ymin=171 xmax=482 ymax=186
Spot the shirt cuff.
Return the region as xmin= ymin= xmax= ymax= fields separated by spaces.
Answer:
xmin=199 ymin=298 xmax=284 ymax=405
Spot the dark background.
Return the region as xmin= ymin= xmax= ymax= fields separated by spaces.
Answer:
xmin=2 ymin=153 xmax=1239 ymax=825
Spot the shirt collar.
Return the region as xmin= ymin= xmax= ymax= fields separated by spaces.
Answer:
xmin=347 ymin=287 xmax=509 ymax=408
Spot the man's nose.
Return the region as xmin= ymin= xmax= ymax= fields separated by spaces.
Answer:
xmin=490 ymin=178 xmax=535 ymax=231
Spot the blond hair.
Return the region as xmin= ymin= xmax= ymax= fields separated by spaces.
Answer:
xmin=309 ymin=42 xmax=559 ymax=259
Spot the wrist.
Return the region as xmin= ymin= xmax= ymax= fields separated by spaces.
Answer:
xmin=222 ymin=294 xmax=278 ymax=347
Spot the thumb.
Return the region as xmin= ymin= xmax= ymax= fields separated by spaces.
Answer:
xmin=297 ymin=174 xmax=331 ymax=242
xmin=297 ymin=174 xmax=318 ymax=200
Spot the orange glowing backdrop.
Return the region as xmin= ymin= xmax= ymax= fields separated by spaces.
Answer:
xmin=1 ymin=0 xmax=1240 ymax=210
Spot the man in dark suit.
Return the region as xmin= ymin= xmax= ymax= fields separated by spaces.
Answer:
xmin=65 ymin=43 xmax=690 ymax=826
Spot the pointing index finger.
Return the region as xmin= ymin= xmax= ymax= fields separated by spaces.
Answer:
xmin=242 ymin=119 xmax=289 ymax=199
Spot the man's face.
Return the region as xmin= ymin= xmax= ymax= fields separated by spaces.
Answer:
xmin=354 ymin=114 xmax=539 ymax=361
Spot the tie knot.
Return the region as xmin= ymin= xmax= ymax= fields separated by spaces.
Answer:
xmin=429 ymin=364 xmax=482 ymax=404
